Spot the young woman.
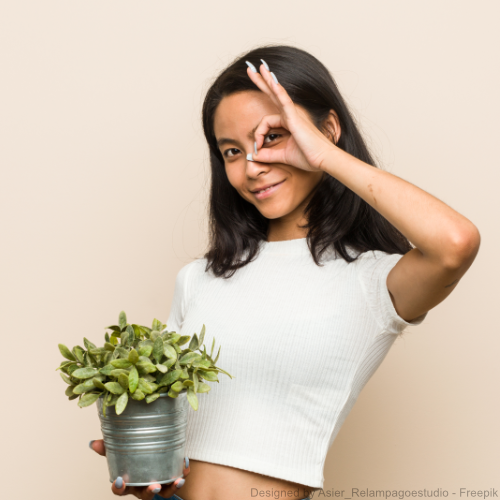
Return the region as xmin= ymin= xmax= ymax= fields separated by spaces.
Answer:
xmin=89 ymin=45 xmax=481 ymax=500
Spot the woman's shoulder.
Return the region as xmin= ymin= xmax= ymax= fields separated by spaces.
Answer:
xmin=174 ymin=256 xmax=209 ymax=284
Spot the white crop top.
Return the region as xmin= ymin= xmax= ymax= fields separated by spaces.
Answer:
xmin=166 ymin=237 xmax=428 ymax=488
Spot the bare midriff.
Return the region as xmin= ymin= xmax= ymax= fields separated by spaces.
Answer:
xmin=178 ymin=460 xmax=318 ymax=500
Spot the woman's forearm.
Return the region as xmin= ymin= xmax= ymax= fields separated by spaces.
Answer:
xmin=319 ymin=146 xmax=480 ymax=267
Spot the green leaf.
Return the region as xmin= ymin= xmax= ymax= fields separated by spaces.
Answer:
xmin=130 ymin=388 xmax=145 ymax=401
xmin=182 ymin=380 xmax=194 ymax=387
xmin=104 ymin=342 xmax=115 ymax=352
xmin=118 ymin=373 xmax=129 ymax=390
xmin=210 ymin=337 xmax=215 ymax=358
xmin=153 ymin=337 xmax=164 ymax=363
xmin=191 ymin=371 xmax=199 ymax=393
xmin=152 ymin=318 xmax=162 ymax=331
xmin=187 ymin=386 xmax=199 ymax=411
xmin=68 ymin=393 xmax=79 ymax=400
xmin=102 ymin=351 xmax=112 ymax=366
xmin=73 ymin=379 xmax=96 ymax=394
xmin=109 ymin=335 xmax=118 ymax=346
xmin=78 ymin=393 xmax=101 ymax=408
xmin=177 ymin=335 xmax=191 ymax=347
xmin=72 ymin=367 xmax=99 ymax=379
xmin=159 ymin=370 xmax=182 ymax=388
xmin=84 ymin=337 xmax=97 ymax=351
xmin=56 ymin=360 xmax=73 ymax=372
xmin=84 ymin=351 xmax=97 ymax=367
xmin=126 ymin=325 xmax=135 ymax=344
xmin=171 ymin=381 xmax=184 ymax=392
xmin=179 ymin=352 xmax=200 ymax=365
xmin=198 ymin=369 xmax=218 ymax=382
xmin=111 ymin=359 xmax=132 ymax=369
xmin=118 ymin=311 xmax=127 ymax=330
xmin=109 ymin=369 xmax=129 ymax=378
xmin=72 ymin=346 xmax=85 ymax=364
xmin=65 ymin=385 xmax=75 ymax=397
xmin=164 ymin=333 xmax=181 ymax=345
xmin=136 ymin=361 xmax=157 ymax=374
xmin=213 ymin=345 xmax=221 ymax=364
xmin=156 ymin=363 xmax=168 ymax=374
xmin=163 ymin=358 xmax=176 ymax=369
xmin=132 ymin=324 xmax=142 ymax=339
xmin=106 ymin=325 xmax=122 ymax=332
xmin=106 ymin=394 xmax=119 ymax=406
xmin=198 ymin=359 xmax=212 ymax=369
xmin=197 ymin=382 xmax=211 ymax=393
xmin=114 ymin=346 xmax=129 ymax=359
xmin=145 ymin=392 xmax=160 ymax=404
xmin=167 ymin=388 xmax=179 ymax=398
xmin=188 ymin=333 xmax=199 ymax=351
xmin=215 ymin=366 xmax=234 ymax=379
xmin=138 ymin=342 xmax=153 ymax=358
xmin=104 ymin=332 xmax=110 ymax=343
xmin=58 ymin=344 xmax=76 ymax=361
xmin=138 ymin=378 xmax=153 ymax=395
xmin=128 ymin=366 xmax=139 ymax=393
xmin=198 ymin=324 xmax=206 ymax=347
xmin=60 ymin=372 xmax=72 ymax=385
xmin=120 ymin=330 xmax=130 ymax=347
xmin=93 ymin=378 xmax=107 ymax=391
xmin=99 ymin=364 xmax=115 ymax=376
xmin=115 ymin=392 xmax=129 ymax=415
xmin=67 ymin=364 xmax=79 ymax=376
xmin=128 ymin=349 xmax=139 ymax=365
xmin=104 ymin=382 xmax=125 ymax=395
xmin=163 ymin=343 xmax=177 ymax=360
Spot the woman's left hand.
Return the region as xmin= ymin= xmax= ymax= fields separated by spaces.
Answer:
xmin=246 ymin=61 xmax=338 ymax=172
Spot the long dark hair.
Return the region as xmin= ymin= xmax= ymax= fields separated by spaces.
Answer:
xmin=202 ymin=44 xmax=412 ymax=278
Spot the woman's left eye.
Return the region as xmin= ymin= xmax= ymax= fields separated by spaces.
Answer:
xmin=264 ymin=133 xmax=281 ymax=144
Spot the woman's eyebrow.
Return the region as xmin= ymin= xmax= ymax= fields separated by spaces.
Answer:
xmin=216 ymin=124 xmax=259 ymax=149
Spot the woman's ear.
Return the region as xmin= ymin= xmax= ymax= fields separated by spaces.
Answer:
xmin=322 ymin=110 xmax=341 ymax=145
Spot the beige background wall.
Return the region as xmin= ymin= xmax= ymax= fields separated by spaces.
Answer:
xmin=1 ymin=1 xmax=498 ymax=498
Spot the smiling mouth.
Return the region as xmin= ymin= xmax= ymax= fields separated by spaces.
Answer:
xmin=252 ymin=180 xmax=285 ymax=199
xmin=253 ymin=181 xmax=284 ymax=194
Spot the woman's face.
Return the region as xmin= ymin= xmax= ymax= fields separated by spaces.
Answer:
xmin=213 ymin=90 xmax=325 ymax=224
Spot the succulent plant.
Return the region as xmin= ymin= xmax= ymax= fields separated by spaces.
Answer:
xmin=57 ymin=311 xmax=233 ymax=415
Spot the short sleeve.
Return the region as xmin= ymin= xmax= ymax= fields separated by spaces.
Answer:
xmin=166 ymin=261 xmax=194 ymax=333
xmin=354 ymin=250 xmax=428 ymax=335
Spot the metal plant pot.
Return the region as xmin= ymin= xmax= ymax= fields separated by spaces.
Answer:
xmin=97 ymin=391 xmax=189 ymax=486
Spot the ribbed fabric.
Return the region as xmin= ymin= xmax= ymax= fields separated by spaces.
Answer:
xmin=166 ymin=238 xmax=428 ymax=488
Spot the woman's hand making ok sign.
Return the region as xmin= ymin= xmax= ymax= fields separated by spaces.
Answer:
xmin=244 ymin=59 xmax=339 ymax=172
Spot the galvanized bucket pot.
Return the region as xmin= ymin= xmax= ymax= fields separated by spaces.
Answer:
xmin=96 ymin=391 xmax=189 ymax=486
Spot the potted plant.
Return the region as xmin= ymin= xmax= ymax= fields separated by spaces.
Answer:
xmin=57 ymin=311 xmax=233 ymax=486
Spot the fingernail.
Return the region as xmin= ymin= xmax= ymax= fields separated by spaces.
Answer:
xmin=254 ymin=141 xmax=258 ymax=155
xmin=176 ymin=478 xmax=185 ymax=489
xmin=245 ymin=61 xmax=257 ymax=73
xmin=260 ymin=59 xmax=270 ymax=71
xmin=184 ymin=456 xmax=190 ymax=468
xmin=246 ymin=153 xmax=254 ymax=162
xmin=88 ymin=440 xmax=95 ymax=450
xmin=115 ymin=477 xmax=123 ymax=489
xmin=152 ymin=487 xmax=161 ymax=494
xmin=270 ymin=72 xmax=279 ymax=85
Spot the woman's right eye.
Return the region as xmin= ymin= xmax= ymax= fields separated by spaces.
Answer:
xmin=223 ymin=148 xmax=240 ymax=158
